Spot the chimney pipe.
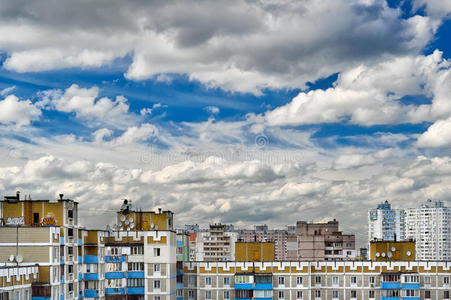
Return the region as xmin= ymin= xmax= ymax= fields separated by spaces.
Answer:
xmin=59 ymin=194 xmax=64 ymax=200
xmin=16 ymin=191 xmax=20 ymax=200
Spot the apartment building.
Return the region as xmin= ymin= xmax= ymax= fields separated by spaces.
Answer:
xmin=0 ymin=265 xmax=39 ymax=300
xmin=193 ymin=224 xmax=237 ymax=262
xmin=104 ymin=201 xmax=177 ymax=300
xmin=80 ymin=229 xmax=106 ymax=299
xmin=237 ymin=225 xmax=295 ymax=261
xmin=183 ymin=260 xmax=451 ymax=300
xmin=406 ymin=199 xmax=451 ymax=261
xmin=296 ymin=220 xmax=356 ymax=261
xmin=0 ymin=193 xmax=80 ymax=300
xmin=368 ymin=200 xmax=406 ymax=242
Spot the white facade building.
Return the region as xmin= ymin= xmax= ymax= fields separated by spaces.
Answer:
xmin=368 ymin=200 xmax=405 ymax=242
xmin=405 ymin=199 xmax=451 ymax=261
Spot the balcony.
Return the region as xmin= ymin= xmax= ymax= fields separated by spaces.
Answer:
xmin=105 ymin=255 xmax=126 ymax=263
xmin=60 ymin=237 xmax=64 ymax=245
xmin=401 ymin=283 xmax=420 ymax=289
xmin=84 ymin=273 xmax=99 ymax=281
xmin=78 ymin=256 xmax=82 ymax=264
xmin=235 ymin=283 xmax=253 ymax=290
xmin=254 ymin=283 xmax=272 ymax=290
xmin=381 ymin=282 xmax=400 ymax=289
xmin=84 ymin=289 xmax=99 ymax=298
xmin=105 ymin=272 xmax=125 ymax=279
xmin=105 ymin=288 xmax=125 ymax=294
xmin=127 ymin=271 xmax=145 ymax=278
xmin=127 ymin=287 xmax=145 ymax=295
xmin=78 ymin=273 xmax=82 ymax=281
xmin=83 ymin=255 xmax=98 ymax=264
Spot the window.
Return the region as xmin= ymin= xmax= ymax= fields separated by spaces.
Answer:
xmin=68 ymin=283 xmax=73 ymax=292
xmin=128 ymin=262 xmax=144 ymax=271
xmin=188 ymin=290 xmax=195 ymax=298
xmin=154 ymin=248 xmax=160 ymax=256
xmin=154 ymin=280 xmax=161 ymax=289
xmin=278 ymin=291 xmax=285 ymax=299
xmin=369 ymin=290 xmax=375 ymax=299
xmin=445 ymin=291 xmax=450 ymax=299
xmin=206 ymin=291 xmax=212 ymax=299
xmin=425 ymin=290 xmax=431 ymax=299
xmin=188 ymin=276 xmax=195 ymax=285
xmin=33 ymin=213 xmax=39 ymax=224
xmin=154 ymin=264 xmax=160 ymax=272
xmin=131 ymin=246 xmax=143 ymax=255
xmin=128 ymin=278 xmax=145 ymax=287
xmin=68 ymin=210 xmax=73 ymax=219
xmin=68 ymin=228 xmax=73 ymax=237
xmin=278 ymin=276 xmax=285 ymax=285
xmin=445 ymin=277 xmax=450 ymax=285
xmin=297 ymin=291 xmax=303 ymax=299
xmin=224 ymin=291 xmax=230 ymax=299
xmin=351 ymin=276 xmax=357 ymax=284
xmin=332 ymin=276 xmax=339 ymax=285
xmin=155 ymin=297 xmax=160 ymax=300
xmin=333 ymin=291 xmax=339 ymax=298
xmin=425 ymin=276 xmax=431 ymax=285
xmin=206 ymin=277 xmax=212 ymax=285
xmin=224 ymin=277 xmax=230 ymax=285
xmin=315 ymin=276 xmax=321 ymax=284
xmin=369 ymin=276 xmax=375 ymax=284
xmin=351 ymin=290 xmax=357 ymax=298
xmin=296 ymin=276 xmax=303 ymax=285
xmin=68 ymin=265 xmax=73 ymax=274
xmin=315 ymin=290 xmax=321 ymax=298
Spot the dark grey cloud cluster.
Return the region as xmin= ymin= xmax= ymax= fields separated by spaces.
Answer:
xmin=0 ymin=0 xmax=439 ymax=93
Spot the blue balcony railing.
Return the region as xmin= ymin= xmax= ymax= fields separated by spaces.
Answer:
xmin=83 ymin=255 xmax=98 ymax=264
xmin=105 ymin=272 xmax=125 ymax=279
xmin=381 ymin=282 xmax=400 ymax=289
xmin=84 ymin=289 xmax=99 ymax=298
xmin=106 ymin=288 xmax=126 ymax=294
xmin=127 ymin=287 xmax=145 ymax=295
xmin=105 ymin=256 xmax=126 ymax=263
xmin=235 ymin=283 xmax=253 ymax=290
xmin=127 ymin=271 xmax=144 ymax=278
xmin=84 ymin=273 xmax=99 ymax=281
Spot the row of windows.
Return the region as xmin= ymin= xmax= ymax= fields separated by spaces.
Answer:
xmin=203 ymin=275 xmax=450 ymax=286
xmin=202 ymin=290 xmax=450 ymax=299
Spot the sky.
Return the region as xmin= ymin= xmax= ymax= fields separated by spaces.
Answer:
xmin=0 ymin=0 xmax=451 ymax=247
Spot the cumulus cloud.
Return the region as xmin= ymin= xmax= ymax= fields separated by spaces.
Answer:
xmin=45 ymin=84 xmax=136 ymax=128
xmin=0 ymin=0 xmax=441 ymax=93
xmin=416 ymin=117 xmax=451 ymax=147
xmin=265 ymin=50 xmax=451 ymax=126
xmin=0 ymin=86 xmax=16 ymax=96
xmin=0 ymin=95 xmax=41 ymax=126
xmin=413 ymin=0 xmax=451 ymax=19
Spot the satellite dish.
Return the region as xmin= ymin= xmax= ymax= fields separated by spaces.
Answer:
xmin=130 ymin=223 xmax=135 ymax=229
xmin=391 ymin=247 xmax=396 ymax=252
xmin=120 ymin=216 xmax=126 ymax=222
xmin=128 ymin=218 xmax=133 ymax=223
xmin=9 ymin=255 xmax=14 ymax=262
xmin=155 ymin=225 xmax=158 ymax=230
xmin=375 ymin=252 xmax=380 ymax=257
xmin=126 ymin=227 xmax=130 ymax=231
xmin=125 ymin=220 xmax=130 ymax=225
xmin=150 ymin=223 xmax=154 ymax=229
xmin=406 ymin=251 xmax=411 ymax=256
xmin=381 ymin=252 xmax=386 ymax=257
xmin=387 ymin=252 xmax=393 ymax=258
xmin=16 ymin=255 xmax=23 ymax=263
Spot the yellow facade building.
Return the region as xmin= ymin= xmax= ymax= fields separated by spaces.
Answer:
xmin=235 ymin=242 xmax=275 ymax=262
xmin=369 ymin=240 xmax=416 ymax=261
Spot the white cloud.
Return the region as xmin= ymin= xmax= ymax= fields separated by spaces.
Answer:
xmin=113 ymin=124 xmax=159 ymax=145
xmin=0 ymin=0 xmax=441 ymax=93
xmin=204 ymin=106 xmax=220 ymax=115
xmin=0 ymin=95 xmax=41 ymax=126
xmin=265 ymin=50 xmax=451 ymax=126
xmin=412 ymin=0 xmax=451 ymax=19
xmin=416 ymin=117 xmax=451 ymax=147
xmin=47 ymin=84 xmax=135 ymax=128
xmin=0 ymin=86 xmax=16 ymax=96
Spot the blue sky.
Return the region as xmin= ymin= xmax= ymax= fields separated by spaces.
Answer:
xmin=0 ymin=0 xmax=450 ymax=244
